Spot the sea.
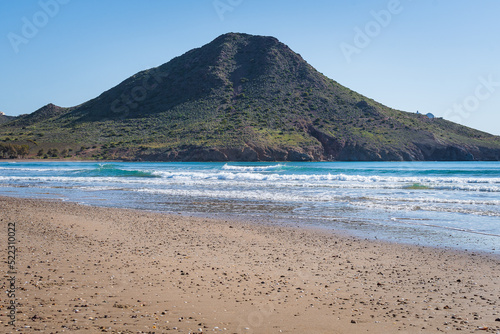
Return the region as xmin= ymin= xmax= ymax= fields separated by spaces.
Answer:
xmin=1 ymin=161 xmax=499 ymax=254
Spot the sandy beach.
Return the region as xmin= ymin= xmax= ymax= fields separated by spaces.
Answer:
xmin=1 ymin=196 xmax=499 ymax=333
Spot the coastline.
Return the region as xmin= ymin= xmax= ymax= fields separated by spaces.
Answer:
xmin=1 ymin=196 xmax=499 ymax=333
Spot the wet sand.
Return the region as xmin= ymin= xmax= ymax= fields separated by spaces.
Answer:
xmin=1 ymin=196 xmax=499 ymax=333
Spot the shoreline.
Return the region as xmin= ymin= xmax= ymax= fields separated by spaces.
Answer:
xmin=1 ymin=196 xmax=499 ymax=333
xmin=188 ymin=209 xmax=500 ymax=259
xmin=3 ymin=191 xmax=498 ymax=258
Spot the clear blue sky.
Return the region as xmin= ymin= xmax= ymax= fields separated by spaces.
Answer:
xmin=1 ymin=0 xmax=499 ymax=135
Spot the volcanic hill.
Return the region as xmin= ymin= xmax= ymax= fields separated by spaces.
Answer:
xmin=1 ymin=33 xmax=500 ymax=161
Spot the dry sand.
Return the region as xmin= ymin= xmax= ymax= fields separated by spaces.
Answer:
xmin=1 ymin=196 xmax=499 ymax=333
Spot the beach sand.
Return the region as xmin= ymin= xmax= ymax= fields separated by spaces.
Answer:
xmin=1 ymin=196 xmax=499 ymax=333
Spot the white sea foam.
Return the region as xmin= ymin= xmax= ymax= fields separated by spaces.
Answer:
xmin=134 ymin=187 xmax=317 ymax=202
xmin=3 ymin=170 xmax=500 ymax=192
xmin=0 ymin=167 xmax=80 ymax=172
xmin=156 ymin=170 xmax=499 ymax=182
xmin=352 ymin=200 xmax=500 ymax=217
xmin=221 ymin=163 xmax=285 ymax=171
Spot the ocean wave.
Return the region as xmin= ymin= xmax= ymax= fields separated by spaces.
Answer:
xmin=368 ymin=195 xmax=500 ymax=206
xmin=134 ymin=187 xmax=317 ymax=203
xmin=72 ymin=164 xmax=160 ymax=178
xmin=0 ymin=167 xmax=80 ymax=172
xmin=0 ymin=163 xmax=160 ymax=178
xmin=156 ymin=171 xmax=500 ymax=183
xmin=2 ymin=170 xmax=500 ymax=192
xmin=2 ymin=161 xmax=500 ymax=252
xmin=389 ymin=218 xmax=500 ymax=237
xmin=221 ymin=163 xmax=285 ymax=171
xmin=138 ymin=171 xmax=500 ymax=192
xmin=353 ymin=201 xmax=500 ymax=217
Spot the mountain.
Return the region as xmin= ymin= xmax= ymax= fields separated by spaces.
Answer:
xmin=1 ymin=32 xmax=500 ymax=161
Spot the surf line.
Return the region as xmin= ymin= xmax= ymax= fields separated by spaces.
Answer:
xmin=391 ymin=217 xmax=500 ymax=238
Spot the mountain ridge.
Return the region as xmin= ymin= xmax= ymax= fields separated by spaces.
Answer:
xmin=1 ymin=32 xmax=500 ymax=161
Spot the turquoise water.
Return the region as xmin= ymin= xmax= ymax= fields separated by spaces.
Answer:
xmin=1 ymin=161 xmax=499 ymax=254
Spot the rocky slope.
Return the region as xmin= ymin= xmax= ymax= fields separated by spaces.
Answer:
xmin=0 ymin=112 xmax=15 ymax=125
